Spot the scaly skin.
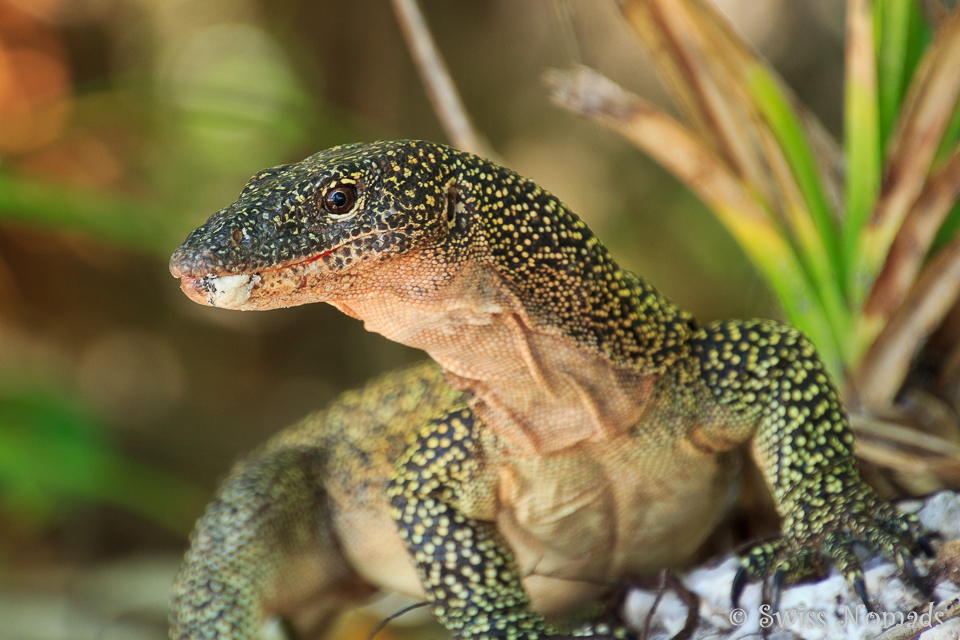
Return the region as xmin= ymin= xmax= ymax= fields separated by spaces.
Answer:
xmin=168 ymin=140 xmax=928 ymax=639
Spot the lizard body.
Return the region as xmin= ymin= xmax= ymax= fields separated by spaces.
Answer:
xmin=169 ymin=141 xmax=928 ymax=639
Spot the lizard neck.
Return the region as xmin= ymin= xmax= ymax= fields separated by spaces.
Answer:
xmin=332 ymin=148 xmax=695 ymax=453
xmin=445 ymin=150 xmax=694 ymax=372
xmin=327 ymin=247 xmax=687 ymax=454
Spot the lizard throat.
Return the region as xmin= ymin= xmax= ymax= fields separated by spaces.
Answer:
xmin=327 ymin=255 xmax=658 ymax=454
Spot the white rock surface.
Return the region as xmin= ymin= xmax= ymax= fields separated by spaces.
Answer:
xmin=622 ymin=492 xmax=960 ymax=640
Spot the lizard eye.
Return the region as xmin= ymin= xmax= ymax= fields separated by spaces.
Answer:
xmin=322 ymin=184 xmax=358 ymax=218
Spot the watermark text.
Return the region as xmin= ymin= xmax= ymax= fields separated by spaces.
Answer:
xmin=727 ymin=603 xmax=945 ymax=630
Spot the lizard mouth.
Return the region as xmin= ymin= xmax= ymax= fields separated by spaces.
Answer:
xmin=175 ymin=242 xmax=357 ymax=309
xmin=179 ymin=273 xmax=262 ymax=308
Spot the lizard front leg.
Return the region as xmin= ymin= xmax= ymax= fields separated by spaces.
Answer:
xmin=692 ymin=320 xmax=932 ymax=610
xmin=388 ymin=406 xmax=630 ymax=640
xmin=171 ymin=441 xmax=371 ymax=640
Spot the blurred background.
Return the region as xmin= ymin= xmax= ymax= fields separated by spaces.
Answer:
xmin=0 ymin=0 xmax=850 ymax=638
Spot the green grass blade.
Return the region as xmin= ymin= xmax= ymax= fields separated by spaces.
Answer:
xmin=902 ymin=1 xmax=933 ymax=106
xmin=0 ymin=172 xmax=174 ymax=255
xmin=547 ymin=66 xmax=844 ymax=374
xmin=746 ymin=65 xmax=850 ymax=358
xmin=854 ymin=10 xmax=960 ymax=307
xmin=876 ymin=0 xmax=931 ymax=152
xmin=877 ymin=0 xmax=913 ymax=150
xmin=711 ymin=200 xmax=844 ymax=376
xmin=747 ymin=67 xmax=842 ymax=275
xmin=845 ymin=0 xmax=881 ymax=297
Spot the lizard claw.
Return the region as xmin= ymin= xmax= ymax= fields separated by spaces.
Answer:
xmin=853 ymin=576 xmax=872 ymax=614
xmin=731 ymin=565 xmax=749 ymax=608
xmin=899 ymin=553 xmax=930 ymax=597
xmin=729 ymin=478 xmax=935 ymax=615
xmin=918 ymin=534 xmax=936 ymax=558
xmin=770 ymin=570 xmax=785 ymax=614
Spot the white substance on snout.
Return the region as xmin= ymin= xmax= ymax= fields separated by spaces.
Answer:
xmin=206 ymin=274 xmax=259 ymax=308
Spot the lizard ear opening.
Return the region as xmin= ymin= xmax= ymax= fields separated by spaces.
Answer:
xmin=445 ymin=185 xmax=458 ymax=231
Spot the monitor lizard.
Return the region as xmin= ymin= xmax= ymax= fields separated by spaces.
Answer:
xmin=168 ymin=140 xmax=933 ymax=640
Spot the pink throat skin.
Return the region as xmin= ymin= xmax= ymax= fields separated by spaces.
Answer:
xmin=323 ymin=253 xmax=656 ymax=455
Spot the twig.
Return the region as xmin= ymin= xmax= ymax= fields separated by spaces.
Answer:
xmin=873 ymin=595 xmax=960 ymax=640
xmin=363 ymin=601 xmax=430 ymax=640
xmin=641 ymin=570 xmax=668 ymax=640
xmin=854 ymin=235 xmax=960 ymax=409
xmin=858 ymin=8 xmax=960 ymax=278
xmin=390 ymin=0 xmax=493 ymax=158
xmin=666 ymin=571 xmax=701 ymax=640
xmin=850 ymin=412 xmax=960 ymax=458
xmin=545 ymin=65 xmax=843 ymax=374
xmin=865 ymin=151 xmax=960 ymax=323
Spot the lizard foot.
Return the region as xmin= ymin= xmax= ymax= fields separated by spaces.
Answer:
xmin=731 ymin=482 xmax=934 ymax=613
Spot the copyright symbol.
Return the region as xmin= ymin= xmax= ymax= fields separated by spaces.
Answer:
xmin=729 ymin=608 xmax=747 ymax=626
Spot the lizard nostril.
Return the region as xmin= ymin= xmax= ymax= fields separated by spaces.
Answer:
xmin=231 ymin=228 xmax=244 ymax=245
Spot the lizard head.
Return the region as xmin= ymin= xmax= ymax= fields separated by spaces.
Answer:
xmin=169 ymin=140 xmax=458 ymax=310
xmin=171 ymin=139 xmax=692 ymax=370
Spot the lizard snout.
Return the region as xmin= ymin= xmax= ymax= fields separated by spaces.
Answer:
xmin=169 ymin=243 xmax=213 ymax=279
xmin=176 ymin=273 xmax=261 ymax=309
xmin=178 ymin=277 xmax=207 ymax=305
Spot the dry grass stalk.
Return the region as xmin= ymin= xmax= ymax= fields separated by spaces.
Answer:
xmin=615 ymin=0 xmax=960 ymax=420
xmin=546 ymin=68 xmax=783 ymax=260
xmin=843 ymin=0 xmax=879 ymax=244
xmin=859 ymin=8 xmax=960 ymax=279
xmin=618 ymin=0 xmax=781 ymax=229
xmin=395 ymin=0 xmax=960 ymax=487
xmin=390 ymin=0 xmax=493 ymax=158
xmin=850 ymin=413 xmax=960 ymax=485
xmin=546 ymin=66 xmax=838 ymax=366
xmin=856 ymin=440 xmax=958 ymax=478
xmin=616 ymin=0 xmax=853 ymax=371
xmin=546 ymin=2 xmax=960 ymax=489
xmin=698 ymin=0 xmax=846 ymax=218
xmin=619 ymin=0 xmax=844 ymax=219
xmin=850 ymin=412 xmax=960 ymax=457
xmin=865 ymin=151 xmax=960 ymax=323
xmin=855 ymin=234 xmax=960 ymax=409
xmin=545 ymin=67 xmax=766 ymax=230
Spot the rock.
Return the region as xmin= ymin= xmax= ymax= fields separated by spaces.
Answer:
xmin=621 ymin=492 xmax=960 ymax=640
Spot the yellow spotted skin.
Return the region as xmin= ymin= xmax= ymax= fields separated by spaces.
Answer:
xmin=169 ymin=141 xmax=928 ymax=640
xmin=387 ymin=407 xmax=553 ymax=638
xmin=170 ymin=363 xmax=462 ymax=640
xmin=693 ymin=320 xmax=923 ymax=591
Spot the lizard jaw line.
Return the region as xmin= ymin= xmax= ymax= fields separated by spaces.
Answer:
xmin=176 ymin=240 xmax=362 ymax=308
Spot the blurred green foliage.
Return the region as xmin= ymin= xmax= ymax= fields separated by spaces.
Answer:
xmin=0 ymin=391 xmax=204 ymax=536
xmin=0 ymin=1 xmax=340 ymax=544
